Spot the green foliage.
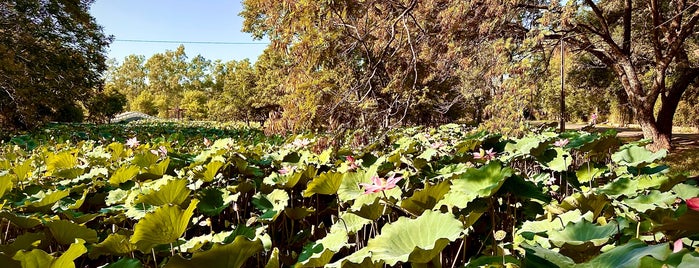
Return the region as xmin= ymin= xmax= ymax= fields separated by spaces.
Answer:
xmin=0 ymin=0 xmax=110 ymax=130
xmin=0 ymin=122 xmax=698 ymax=267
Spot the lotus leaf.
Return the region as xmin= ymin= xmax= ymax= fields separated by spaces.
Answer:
xmin=401 ymin=180 xmax=450 ymax=215
xmin=197 ymin=187 xmax=239 ymax=216
xmin=104 ymin=258 xmax=143 ymax=268
xmin=548 ymin=220 xmax=618 ymax=247
xmin=25 ymin=189 xmax=70 ymax=211
xmin=621 ymin=190 xmax=676 ymax=213
xmin=109 ymin=165 xmax=140 ymax=186
xmin=303 ymin=171 xmax=343 ymax=197
xmin=612 ymin=144 xmax=667 ymax=168
xmin=521 ymin=243 xmax=576 ymax=268
xmin=329 ymin=212 xmax=371 ymax=234
xmin=365 ymin=210 xmax=464 ymax=265
xmin=0 ymin=232 xmax=44 ymax=256
xmin=252 ymin=189 xmax=288 ymax=221
xmin=130 ymin=199 xmax=199 ymax=252
xmin=580 ymin=239 xmax=670 ymax=268
xmin=135 ymin=178 xmax=190 ymax=206
xmin=0 ymin=174 xmax=13 ymax=198
xmin=437 ymin=161 xmax=513 ymax=209
xmin=89 ymin=232 xmax=137 ymax=258
xmin=13 ymin=239 xmax=86 ymax=268
xmin=200 ymin=161 xmax=224 ymax=182
xmin=46 ymin=220 xmax=98 ymax=245
xmin=165 ymin=235 xmax=263 ymax=268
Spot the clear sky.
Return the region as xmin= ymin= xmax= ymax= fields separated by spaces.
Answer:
xmin=89 ymin=0 xmax=268 ymax=63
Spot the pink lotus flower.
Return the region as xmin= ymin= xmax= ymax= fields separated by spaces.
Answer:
xmin=346 ymin=155 xmax=359 ymax=171
xmin=125 ymin=137 xmax=140 ymax=148
xmin=473 ymin=148 xmax=496 ymax=161
xmin=431 ymin=141 xmax=445 ymax=149
xmin=203 ymin=137 xmax=212 ymax=147
xmin=292 ymin=138 xmax=311 ymax=148
xmin=278 ymin=166 xmax=295 ymax=175
xmin=150 ymin=146 xmax=167 ymax=157
xmin=686 ymin=197 xmax=699 ymax=211
xmin=554 ymin=139 xmax=569 ymax=147
xmin=359 ymin=174 xmax=402 ymax=194
xmin=673 ymin=238 xmax=684 ymax=253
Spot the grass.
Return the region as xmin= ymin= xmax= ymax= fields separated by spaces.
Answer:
xmin=664 ymin=147 xmax=699 ymax=179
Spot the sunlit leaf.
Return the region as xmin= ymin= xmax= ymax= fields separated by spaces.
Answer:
xmin=401 ymin=180 xmax=450 ymax=215
xmin=365 ymin=211 xmax=464 ymax=265
xmin=136 ymin=178 xmax=190 ymax=206
xmin=612 ymin=144 xmax=667 ymax=168
xmin=89 ymin=232 xmax=136 ymax=258
xmin=303 ymin=171 xmax=343 ymax=197
xmin=438 ymin=161 xmax=513 ymax=209
xmin=548 ymin=220 xmax=618 ymax=247
xmin=130 ymin=200 xmax=199 ymax=252
xmin=109 ymin=165 xmax=140 ymax=186
xmin=46 ymin=220 xmax=98 ymax=245
xmin=580 ymin=239 xmax=670 ymax=268
xmin=165 ymin=236 xmax=263 ymax=268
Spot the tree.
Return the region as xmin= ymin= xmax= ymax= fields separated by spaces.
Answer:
xmin=240 ymin=0 xmax=513 ymax=131
xmin=0 ymin=0 xmax=111 ymax=129
xmin=105 ymin=55 xmax=148 ymax=111
xmin=85 ymin=89 xmax=127 ymax=123
xmin=528 ymin=0 xmax=699 ymax=150
xmin=145 ymin=45 xmax=188 ymax=117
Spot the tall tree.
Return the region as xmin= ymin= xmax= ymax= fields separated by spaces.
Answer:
xmin=530 ymin=0 xmax=699 ymax=150
xmin=0 ymin=0 xmax=111 ymax=129
xmin=105 ymin=55 xmax=148 ymax=111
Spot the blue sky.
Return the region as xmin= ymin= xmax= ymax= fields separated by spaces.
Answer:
xmin=89 ymin=0 xmax=267 ymax=63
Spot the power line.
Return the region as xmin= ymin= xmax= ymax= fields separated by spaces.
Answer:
xmin=114 ymin=39 xmax=269 ymax=45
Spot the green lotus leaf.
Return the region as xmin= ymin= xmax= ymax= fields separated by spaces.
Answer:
xmin=597 ymin=176 xmax=640 ymax=197
xmin=337 ymin=171 xmax=370 ymax=202
xmin=672 ymin=184 xmax=699 ymax=200
xmin=263 ymin=171 xmax=302 ymax=189
xmin=500 ymin=175 xmax=552 ymax=203
xmin=252 ymin=189 xmax=288 ymax=221
xmin=165 ymin=235 xmax=263 ymax=268
xmin=0 ymin=253 xmax=20 ymax=268
xmin=264 ymin=248 xmax=280 ymax=268
xmin=46 ymin=151 xmax=78 ymax=173
xmin=12 ymin=160 xmax=32 ymax=181
xmin=365 ymin=210 xmax=464 ymax=265
xmin=580 ymin=239 xmax=670 ymax=268
xmin=130 ymin=199 xmax=199 ymax=252
xmin=284 ymin=207 xmax=314 ymax=220
xmin=89 ymin=232 xmax=136 ymax=258
xmin=0 ymin=174 xmax=13 ymax=198
xmin=51 ymin=239 xmax=88 ymax=268
xmin=401 ymin=180 xmax=450 ymax=215
xmin=435 ymin=163 xmax=471 ymax=179
xmin=559 ymin=193 xmax=609 ymax=219
xmin=437 ymin=161 xmax=513 ymax=209
xmin=143 ymin=158 xmax=170 ymax=177
xmin=612 ymin=144 xmax=667 ymax=168
xmin=548 ymin=220 xmax=618 ymax=247
xmin=329 ymin=212 xmax=371 ymax=234
xmin=132 ymin=152 xmax=159 ymax=168
xmin=52 ymin=189 xmax=89 ymax=211
xmin=135 ymin=178 xmax=190 ymax=206
xmin=12 ymin=249 xmax=52 ymax=268
xmin=13 ymin=239 xmax=86 ymax=268
xmin=506 ymin=136 xmax=546 ymax=157
xmin=326 ymin=247 xmax=381 ymax=268
xmin=297 ymin=229 xmax=350 ymax=267
xmin=521 ymin=243 xmax=576 ymax=268
xmin=0 ymin=212 xmax=43 ymax=229
xmin=576 ymin=163 xmax=608 ymax=183
xmin=621 ymin=190 xmax=676 ymax=213
xmin=197 ymin=187 xmax=239 ymax=216
xmin=200 ymin=161 xmax=224 ymax=182
xmin=542 ymin=148 xmax=572 ymax=172
xmin=303 ymin=171 xmax=343 ymax=197
xmin=0 ymin=232 xmax=45 ymax=256
xmin=464 ymin=255 xmax=520 ymax=268
xmin=46 ymin=220 xmax=98 ymax=245
xmin=103 ymin=258 xmax=143 ymax=268
xmin=417 ymin=148 xmax=439 ymax=161
xmin=109 ymin=165 xmax=140 ymax=186
xmin=25 ymin=189 xmax=70 ymax=211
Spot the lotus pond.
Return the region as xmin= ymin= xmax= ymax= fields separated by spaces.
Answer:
xmin=1 ymin=122 xmax=699 ymax=267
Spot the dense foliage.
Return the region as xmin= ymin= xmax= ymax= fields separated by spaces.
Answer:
xmin=1 ymin=122 xmax=698 ymax=267
xmin=0 ymin=0 xmax=112 ymax=130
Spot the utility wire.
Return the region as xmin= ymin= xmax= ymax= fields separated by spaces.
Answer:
xmin=114 ymin=39 xmax=269 ymax=45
